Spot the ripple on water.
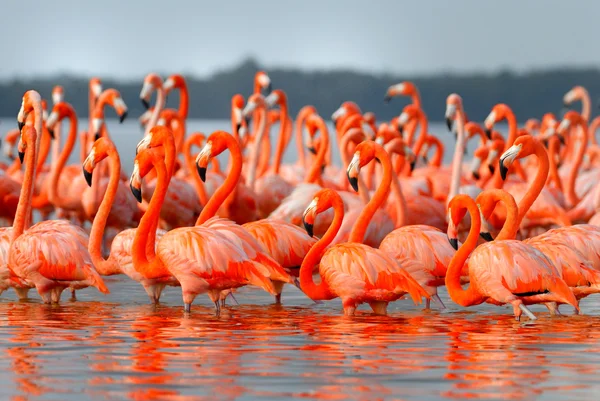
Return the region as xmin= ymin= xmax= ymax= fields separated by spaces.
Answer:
xmin=0 ymin=278 xmax=599 ymax=401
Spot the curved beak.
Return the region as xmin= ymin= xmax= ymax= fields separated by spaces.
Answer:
xmin=445 ymin=118 xmax=453 ymax=132
xmin=346 ymin=153 xmax=361 ymax=192
xmin=83 ymin=167 xmax=93 ymax=187
xmin=119 ymin=111 xmax=128 ymax=123
xmin=384 ymin=94 xmax=391 ymax=104
xmin=499 ymin=144 xmax=522 ymax=180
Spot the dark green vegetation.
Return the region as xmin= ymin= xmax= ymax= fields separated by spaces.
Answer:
xmin=1 ymin=58 xmax=598 ymax=121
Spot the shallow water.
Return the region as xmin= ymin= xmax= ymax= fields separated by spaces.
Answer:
xmin=1 ymin=280 xmax=600 ymax=401
xmin=2 ymin=118 xmax=598 ymax=400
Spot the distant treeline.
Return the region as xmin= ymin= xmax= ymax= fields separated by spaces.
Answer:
xmin=1 ymin=58 xmax=599 ymax=123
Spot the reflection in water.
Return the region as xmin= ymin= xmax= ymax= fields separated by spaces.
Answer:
xmin=0 ymin=279 xmax=600 ymax=401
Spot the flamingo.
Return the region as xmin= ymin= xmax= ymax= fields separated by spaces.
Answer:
xmin=10 ymin=92 xmax=108 ymax=302
xmin=344 ymin=139 xmax=453 ymax=308
xmin=299 ymin=187 xmax=429 ymax=315
xmin=82 ymin=137 xmax=172 ymax=302
xmin=194 ymin=131 xmax=317 ymax=297
xmin=446 ymin=193 xmax=578 ymax=321
xmin=476 ymin=189 xmax=600 ymax=311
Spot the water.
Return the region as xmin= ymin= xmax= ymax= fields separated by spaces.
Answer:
xmin=2 ymin=118 xmax=599 ymax=401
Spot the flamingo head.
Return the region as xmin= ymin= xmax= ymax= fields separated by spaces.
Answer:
xmin=140 ymin=73 xmax=163 ymax=110
xmin=302 ymin=188 xmax=341 ymax=238
xmin=255 ymin=71 xmax=272 ymax=96
xmin=384 ymin=82 xmax=415 ymax=103
xmin=446 ymin=195 xmax=470 ymax=250
xmin=17 ymin=125 xmax=37 ymax=164
xmin=82 ymin=137 xmax=114 ymax=187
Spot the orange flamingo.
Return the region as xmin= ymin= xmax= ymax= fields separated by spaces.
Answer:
xmin=83 ymin=137 xmax=172 ymax=301
xmin=12 ymin=92 xmax=108 ymax=302
xmin=300 ymin=188 xmax=429 ymax=315
xmin=194 ymin=131 xmax=317 ymax=299
xmin=446 ymin=192 xmax=578 ymax=321
xmin=476 ymin=189 xmax=600 ymax=312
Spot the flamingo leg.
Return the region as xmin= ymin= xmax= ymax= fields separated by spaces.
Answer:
xmin=424 ymin=299 xmax=431 ymax=310
xmin=14 ymin=287 xmax=30 ymax=300
xmin=184 ymin=303 xmax=191 ymax=313
xmin=518 ymin=304 xmax=537 ymax=320
xmin=432 ymin=294 xmax=446 ymax=310
xmin=214 ymin=300 xmax=221 ymax=316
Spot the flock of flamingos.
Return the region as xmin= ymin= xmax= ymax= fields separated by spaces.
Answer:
xmin=2 ymin=71 xmax=600 ymax=321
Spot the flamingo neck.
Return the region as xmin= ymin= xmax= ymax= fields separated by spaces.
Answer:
xmin=299 ymin=199 xmax=340 ymax=301
xmin=588 ymin=116 xmax=600 ymax=145
xmin=272 ymin=102 xmax=288 ymax=174
xmin=339 ymin=131 xmax=370 ymax=203
xmin=132 ymin=158 xmax=171 ymax=279
xmin=448 ymin=105 xmax=467 ymax=205
xmin=36 ymin=126 xmax=51 ymax=172
xmin=246 ymin=106 xmax=267 ymax=189
xmin=565 ymin=122 xmax=588 ymax=207
xmin=411 ymin=113 xmax=428 ymax=156
xmin=184 ymin=138 xmax=208 ymax=206
xmin=89 ymin=148 xmax=122 ymax=275
xmin=196 ymin=135 xmax=242 ymax=225
xmin=145 ymin=87 xmax=165 ymax=135
xmin=516 ymin=142 xmax=550 ymax=227
xmin=79 ymin=131 xmax=88 ymax=164
xmin=12 ymin=130 xmax=37 ymax=242
xmin=349 ymin=147 xmax=392 ymax=243
xmin=48 ymin=111 xmax=77 ymax=205
xmin=490 ymin=193 xmax=520 ymax=240
xmin=295 ymin=107 xmax=312 ymax=169
xmin=430 ymin=139 xmax=443 ymax=167
xmin=445 ymin=200 xmax=485 ymax=307
xmin=177 ymin=83 xmax=189 ymax=120
xmin=304 ymin=122 xmax=329 ymax=184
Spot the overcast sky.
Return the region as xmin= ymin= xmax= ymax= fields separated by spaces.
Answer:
xmin=2 ymin=0 xmax=599 ymax=80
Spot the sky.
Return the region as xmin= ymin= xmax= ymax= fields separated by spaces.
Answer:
xmin=2 ymin=0 xmax=599 ymax=80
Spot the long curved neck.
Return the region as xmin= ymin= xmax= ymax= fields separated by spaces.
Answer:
xmin=448 ymin=105 xmax=466 ymax=205
xmin=389 ymin=164 xmax=408 ymax=227
xmin=36 ymin=127 xmax=51 ymax=172
xmin=79 ymin=131 xmax=88 ymax=163
xmin=504 ymin=110 xmax=518 ymax=152
xmin=446 ymin=202 xmax=485 ymax=307
xmin=430 ymin=138 xmax=443 ymax=167
xmin=177 ymin=83 xmax=189 ymax=120
xmin=272 ymin=102 xmax=288 ymax=174
xmin=24 ymin=100 xmax=44 ymax=223
xmin=299 ymin=200 xmax=340 ymax=301
xmin=339 ymin=131 xmax=369 ymax=203
xmin=304 ymin=123 xmax=329 ymax=184
xmin=89 ymin=149 xmax=122 ymax=275
xmin=490 ymin=194 xmax=520 ymax=240
xmin=546 ymin=137 xmax=563 ymax=192
xmin=516 ymin=142 xmax=549 ymax=227
xmin=411 ymin=113 xmax=428 ymax=156
xmin=588 ymin=116 xmax=600 ymax=145
xmin=145 ymin=87 xmax=166 ymax=135
xmin=295 ymin=107 xmax=312 ymax=169
xmin=49 ymin=112 xmax=77 ymax=205
xmin=196 ymin=135 xmax=242 ymax=225
xmin=12 ymin=132 xmax=37 ymax=242
xmin=247 ymin=106 xmax=267 ymax=189
xmin=566 ymin=122 xmax=588 ymax=207
xmin=132 ymin=159 xmax=172 ymax=279
xmin=349 ymin=147 xmax=392 ymax=243
xmin=581 ymin=92 xmax=591 ymax=122
xmin=184 ymin=138 xmax=208 ymax=206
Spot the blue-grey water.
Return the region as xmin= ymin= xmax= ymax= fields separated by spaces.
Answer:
xmin=1 ymin=118 xmax=599 ymax=401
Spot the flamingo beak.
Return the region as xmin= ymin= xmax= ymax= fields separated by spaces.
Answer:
xmin=473 ymin=171 xmax=480 ymax=180
xmin=18 ymin=121 xmax=25 ymax=131
xmin=499 ymin=144 xmax=522 ymax=181
xmin=448 ymin=237 xmax=458 ymax=250
xmin=484 ymin=128 xmax=492 ymax=139
xmin=83 ymin=168 xmax=93 ymax=187
xmin=141 ymin=99 xmax=150 ymax=110
xmin=265 ymin=82 xmax=272 ymax=96
xmin=130 ymin=162 xmax=143 ymax=203
xmin=119 ymin=111 xmax=128 ymax=123
xmin=480 ymin=232 xmax=494 ymax=241
xmin=195 ymin=142 xmax=212 ymax=182
xmin=302 ymin=199 xmax=318 ymax=238
xmin=18 ymin=150 xmax=25 ymax=164
xmin=488 ymin=164 xmax=495 ymax=175
xmin=446 ymin=118 xmax=453 ymax=132
xmin=47 ymin=128 xmax=55 ymax=139
xmin=346 ymin=154 xmax=360 ymax=192
xmin=384 ymin=94 xmax=391 ymax=104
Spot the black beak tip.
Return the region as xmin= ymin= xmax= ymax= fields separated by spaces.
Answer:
xmin=488 ymin=164 xmax=495 ymax=175
xmin=244 ymin=117 xmax=251 ymax=128
xmin=94 ymin=132 xmax=101 ymax=141
xmin=384 ymin=95 xmax=391 ymax=104
xmin=347 ymin=174 xmax=359 ymax=192
xmin=473 ymin=171 xmax=480 ymax=180
xmin=235 ymin=123 xmax=242 ymax=133
xmin=320 ymin=164 xmax=326 ymax=175
xmin=409 ymin=161 xmax=416 ymax=172
xmin=398 ymin=126 xmax=404 ymax=135
xmin=559 ymin=135 xmax=566 ymax=145
xmin=479 ymin=232 xmax=494 ymax=242
xmin=265 ymin=83 xmax=273 ymax=96
xmin=499 ymin=161 xmax=508 ymax=180
xmin=308 ymin=147 xmax=317 ymax=155
xmin=141 ymin=99 xmax=150 ymax=110
xmin=17 ymin=121 xmax=25 ymax=131
xmin=485 ymin=128 xmax=492 ymax=139
xmin=119 ymin=111 xmax=128 ymax=123
xmin=83 ymin=168 xmax=93 ymax=187
xmin=303 ymin=220 xmax=314 ymax=238
xmin=197 ymin=165 xmax=207 ymax=182
xmin=449 ymin=237 xmax=458 ymax=251
xmin=130 ymin=183 xmax=142 ymax=203
xmin=445 ymin=118 xmax=453 ymax=131
xmin=18 ymin=151 xmax=25 ymax=164
xmin=48 ymin=128 xmax=55 ymax=139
